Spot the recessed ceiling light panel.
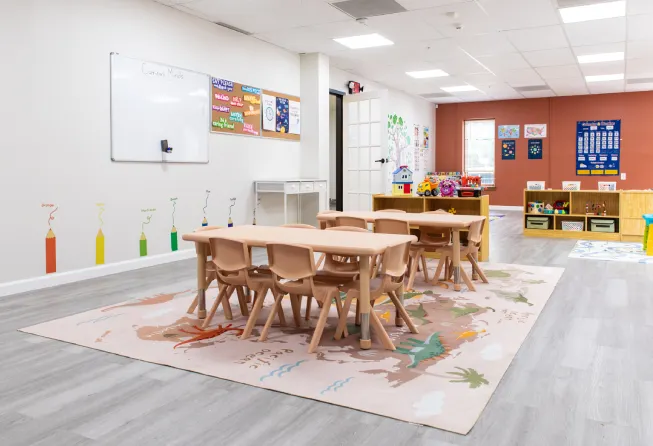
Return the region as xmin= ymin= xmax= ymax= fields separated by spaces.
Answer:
xmin=406 ymin=69 xmax=449 ymax=79
xmin=441 ymin=85 xmax=478 ymax=92
xmin=578 ymin=52 xmax=624 ymax=64
xmin=333 ymin=33 xmax=394 ymax=49
xmin=585 ymin=73 xmax=624 ymax=82
xmin=559 ymin=0 xmax=625 ymax=24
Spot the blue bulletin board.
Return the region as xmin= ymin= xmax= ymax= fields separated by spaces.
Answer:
xmin=576 ymin=120 xmax=620 ymax=175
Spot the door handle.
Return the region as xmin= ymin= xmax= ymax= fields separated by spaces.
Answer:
xmin=374 ymin=158 xmax=389 ymax=164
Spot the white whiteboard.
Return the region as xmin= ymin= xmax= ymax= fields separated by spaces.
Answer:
xmin=110 ymin=53 xmax=210 ymax=163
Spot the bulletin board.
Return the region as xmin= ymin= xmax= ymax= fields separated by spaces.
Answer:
xmin=576 ymin=120 xmax=621 ymax=176
xmin=211 ymin=78 xmax=262 ymax=137
xmin=261 ymin=90 xmax=301 ymax=141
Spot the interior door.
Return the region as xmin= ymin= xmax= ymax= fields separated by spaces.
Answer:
xmin=343 ymin=90 xmax=387 ymax=211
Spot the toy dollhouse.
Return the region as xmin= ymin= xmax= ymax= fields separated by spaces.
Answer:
xmin=392 ymin=165 xmax=413 ymax=196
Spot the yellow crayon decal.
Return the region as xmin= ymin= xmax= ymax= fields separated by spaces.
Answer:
xmin=96 ymin=228 xmax=105 ymax=265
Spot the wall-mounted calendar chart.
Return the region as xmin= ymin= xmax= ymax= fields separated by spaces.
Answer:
xmin=576 ymin=120 xmax=620 ymax=176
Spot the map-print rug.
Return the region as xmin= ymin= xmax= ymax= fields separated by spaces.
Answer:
xmin=569 ymin=240 xmax=653 ymax=264
xmin=20 ymin=263 xmax=563 ymax=435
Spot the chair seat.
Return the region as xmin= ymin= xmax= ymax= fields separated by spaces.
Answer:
xmin=314 ymin=270 xmax=356 ymax=285
xmin=340 ymin=277 xmax=384 ymax=295
xmin=411 ymin=240 xmax=450 ymax=249
xmin=322 ymin=260 xmax=359 ymax=275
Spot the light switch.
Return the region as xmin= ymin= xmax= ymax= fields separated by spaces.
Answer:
xmin=621 ymin=173 xmax=626 ymax=180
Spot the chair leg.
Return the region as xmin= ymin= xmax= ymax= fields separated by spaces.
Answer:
xmin=277 ymin=295 xmax=287 ymax=327
xmin=202 ymin=285 xmax=229 ymax=329
xmin=406 ymin=251 xmax=422 ymax=290
xmin=290 ymin=294 xmax=302 ymax=328
xmin=335 ymin=294 xmax=354 ymax=340
xmin=236 ymin=286 xmax=249 ymax=317
xmin=259 ymin=292 xmax=285 ymax=341
xmin=333 ymin=293 xmax=348 ymax=338
xmin=241 ymin=287 xmax=267 ymax=340
xmin=308 ymin=292 xmax=333 ymax=353
xmin=467 ymin=253 xmax=489 ymax=283
xmin=186 ymin=294 xmax=199 ymax=314
xmin=369 ymin=310 xmax=396 ymax=351
xmin=460 ymin=266 xmax=476 ymax=292
xmin=305 ymin=295 xmax=313 ymax=321
xmin=388 ymin=291 xmax=419 ymax=334
xmin=420 ymin=254 xmax=429 ymax=282
xmin=221 ymin=286 xmax=235 ymax=320
xmin=432 ymin=256 xmax=446 ymax=283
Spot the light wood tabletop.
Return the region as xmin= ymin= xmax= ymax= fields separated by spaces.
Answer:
xmin=317 ymin=211 xmax=485 ymax=228
xmin=183 ymin=225 xmax=416 ymax=351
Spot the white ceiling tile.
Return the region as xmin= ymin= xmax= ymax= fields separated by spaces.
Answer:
xmin=482 ymin=0 xmax=560 ymax=31
xmin=628 ymin=14 xmax=653 ymax=42
xmin=627 ymin=41 xmax=653 ymax=59
xmin=536 ymin=64 xmax=582 ymax=80
xmin=522 ymin=48 xmax=576 ymax=67
xmin=550 ymin=85 xmax=589 ymax=96
xmin=420 ymin=1 xmax=499 ymax=38
xmin=546 ymin=76 xmax=588 ymax=91
xmin=430 ymin=96 xmax=463 ymax=103
xmin=487 ymin=92 xmax=524 ymax=100
xmin=626 ymin=82 xmax=653 ymax=92
xmin=501 ymin=68 xmax=546 ymax=85
xmin=572 ymin=42 xmax=626 ymax=57
xmin=454 ymin=33 xmax=517 ymax=57
xmin=254 ymin=27 xmax=342 ymax=54
xmin=521 ymin=89 xmax=556 ymax=98
xmin=308 ymin=20 xmax=373 ymax=39
xmin=434 ymin=54 xmax=489 ymax=75
xmin=627 ymin=58 xmax=653 ymax=77
xmin=564 ymin=18 xmax=627 ymax=47
xmin=459 ymin=71 xmax=503 ymax=85
xmin=627 ymin=0 xmax=653 ymax=15
xmin=421 ymin=38 xmax=468 ymax=61
xmin=580 ymin=60 xmax=625 ymax=76
xmin=475 ymin=53 xmax=530 ymax=73
xmin=397 ymin=0 xmax=471 ymax=10
xmin=503 ymin=26 xmax=569 ymax=52
xmin=587 ymin=80 xmax=625 ymax=94
xmin=364 ymin=11 xmax=445 ymax=42
xmin=476 ymin=82 xmax=518 ymax=95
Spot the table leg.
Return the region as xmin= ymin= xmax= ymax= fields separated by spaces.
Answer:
xmin=358 ymin=255 xmax=372 ymax=350
xmin=452 ymin=229 xmax=462 ymax=292
xmin=196 ymin=243 xmax=207 ymax=319
xmin=471 ymin=251 xmax=479 ymax=280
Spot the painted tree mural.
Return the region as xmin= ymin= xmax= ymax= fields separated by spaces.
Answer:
xmin=387 ymin=113 xmax=411 ymax=171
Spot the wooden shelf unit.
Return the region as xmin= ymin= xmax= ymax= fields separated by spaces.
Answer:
xmin=372 ymin=194 xmax=490 ymax=261
xmin=523 ymin=189 xmax=653 ymax=241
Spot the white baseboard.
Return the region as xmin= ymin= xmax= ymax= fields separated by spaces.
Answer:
xmin=0 ymin=249 xmax=196 ymax=298
xmin=490 ymin=205 xmax=523 ymax=211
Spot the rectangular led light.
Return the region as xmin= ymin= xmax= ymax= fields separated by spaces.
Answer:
xmin=406 ymin=69 xmax=449 ymax=79
xmin=585 ymin=73 xmax=624 ymax=82
xmin=578 ymin=52 xmax=624 ymax=64
xmin=559 ymin=1 xmax=625 ymax=24
xmin=333 ymin=33 xmax=394 ymax=49
xmin=441 ymin=85 xmax=478 ymax=92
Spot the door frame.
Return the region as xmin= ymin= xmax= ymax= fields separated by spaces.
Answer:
xmin=329 ymin=89 xmax=344 ymax=211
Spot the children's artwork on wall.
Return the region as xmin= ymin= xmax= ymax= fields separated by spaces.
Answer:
xmin=501 ymin=140 xmax=516 ymax=160
xmin=140 ymin=210 xmax=155 ymax=257
xmin=413 ymin=125 xmax=420 ymax=149
xmin=387 ymin=114 xmax=412 ymax=189
xmin=170 ymin=198 xmax=178 ymax=252
xmin=96 ymin=203 xmax=105 ymax=265
xmin=289 ymin=101 xmax=300 ymax=134
xmin=228 ymin=198 xmax=236 ymax=227
xmin=498 ymin=125 xmax=520 ymax=139
xmin=202 ymin=190 xmax=210 ymax=227
xmin=276 ymin=97 xmax=289 ymax=133
xmin=528 ymin=139 xmax=543 ymax=159
xmin=42 ymin=204 xmax=58 ymax=274
xmin=525 ymin=124 xmax=547 ymax=138
xmin=423 ymin=126 xmax=430 ymax=149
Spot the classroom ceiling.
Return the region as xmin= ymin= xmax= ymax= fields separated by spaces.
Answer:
xmin=154 ymin=0 xmax=653 ymax=103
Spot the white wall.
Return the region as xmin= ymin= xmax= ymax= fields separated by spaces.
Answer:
xmin=0 ymin=0 xmax=301 ymax=284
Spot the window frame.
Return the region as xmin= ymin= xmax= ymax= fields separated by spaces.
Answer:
xmin=463 ymin=119 xmax=496 ymax=188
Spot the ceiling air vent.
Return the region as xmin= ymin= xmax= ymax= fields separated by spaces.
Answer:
xmin=331 ymin=0 xmax=406 ymax=19
xmin=420 ymin=92 xmax=453 ymax=98
xmin=627 ymin=78 xmax=653 ymax=85
xmin=513 ymin=85 xmax=550 ymax=92
xmin=214 ymin=22 xmax=252 ymax=36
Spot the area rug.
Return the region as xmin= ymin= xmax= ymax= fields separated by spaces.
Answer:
xmin=569 ymin=240 xmax=653 ymax=264
xmin=20 ymin=263 xmax=563 ymax=435
xmin=489 ymin=214 xmax=505 ymax=222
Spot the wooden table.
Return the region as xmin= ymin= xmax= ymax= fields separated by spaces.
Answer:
xmin=182 ymin=225 xmax=416 ymax=350
xmin=317 ymin=211 xmax=486 ymax=291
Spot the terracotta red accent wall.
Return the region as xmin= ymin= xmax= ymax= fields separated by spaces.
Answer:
xmin=435 ymin=91 xmax=653 ymax=206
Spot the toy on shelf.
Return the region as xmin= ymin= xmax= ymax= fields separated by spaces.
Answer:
xmin=543 ymin=204 xmax=554 ymax=214
xmin=392 ymin=165 xmax=413 ymax=196
xmin=461 ymin=175 xmax=482 ymax=187
xmin=416 ymin=174 xmax=439 ymax=197
xmin=439 ymin=179 xmax=457 ymax=197
xmin=528 ymin=201 xmax=544 ymax=214
xmin=553 ymin=201 xmax=570 ymax=214
xmin=448 ymin=207 xmax=456 ymax=214
xmin=585 ymin=201 xmax=607 ymax=216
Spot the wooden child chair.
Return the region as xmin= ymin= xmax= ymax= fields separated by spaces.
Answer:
xmin=187 ymin=226 xmax=222 ymax=315
xmin=406 ymin=210 xmax=451 ymax=289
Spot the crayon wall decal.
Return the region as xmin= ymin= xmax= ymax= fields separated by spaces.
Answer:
xmin=170 ymin=197 xmax=178 ymax=252
xmin=202 ymin=190 xmax=211 ymax=226
xmin=228 ymin=197 xmax=236 ymax=227
xmin=96 ymin=203 xmax=105 ymax=265
xmin=140 ymin=209 xmax=154 ymax=257
xmin=42 ymin=204 xmax=58 ymax=274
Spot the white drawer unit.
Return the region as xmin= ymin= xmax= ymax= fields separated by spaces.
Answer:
xmin=255 ymin=179 xmax=328 ymax=225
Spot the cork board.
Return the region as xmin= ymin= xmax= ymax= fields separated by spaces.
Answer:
xmin=261 ymin=90 xmax=300 ymax=141
xmin=211 ymin=78 xmax=261 ymax=137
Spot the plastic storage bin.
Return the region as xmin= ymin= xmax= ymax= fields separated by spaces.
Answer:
xmin=643 ymin=214 xmax=653 ymax=254
xmin=589 ymin=219 xmax=616 ymax=233
xmin=561 ymin=221 xmax=584 ymax=231
xmin=526 ymin=216 xmax=550 ymax=230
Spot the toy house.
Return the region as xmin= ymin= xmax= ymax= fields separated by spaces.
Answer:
xmin=392 ymin=165 xmax=413 ymax=196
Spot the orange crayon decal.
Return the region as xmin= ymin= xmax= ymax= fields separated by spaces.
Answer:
xmin=46 ymin=228 xmax=56 ymax=274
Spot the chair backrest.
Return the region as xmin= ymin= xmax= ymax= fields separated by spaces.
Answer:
xmin=282 ymin=224 xmax=317 ymax=229
xmin=194 ymin=226 xmax=223 ymax=255
xmin=325 ymin=226 xmax=369 ymax=233
xmin=266 ymin=243 xmax=316 ymax=295
xmin=209 ymin=237 xmax=250 ymax=285
xmin=424 ymin=209 xmax=448 ymax=214
xmin=374 ymin=218 xmax=410 ymax=235
xmin=380 ymin=209 xmax=406 ymax=213
xmin=420 ymin=210 xmax=451 ymax=243
xmin=319 ymin=210 xmax=340 ymax=229
xmin=335 ymin=216 xmax=367 ymax=229
xmin=380 ymin=241 xmax=411 ymax=279
xmin=468 ymin=219 xmax=485 ymax=246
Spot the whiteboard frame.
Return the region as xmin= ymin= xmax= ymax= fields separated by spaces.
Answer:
xmin=109 ymin=52 xmax=211 ymax=164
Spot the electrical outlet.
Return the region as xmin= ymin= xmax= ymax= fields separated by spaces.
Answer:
xmin=621 ymin=173 xmax=626 ymax=180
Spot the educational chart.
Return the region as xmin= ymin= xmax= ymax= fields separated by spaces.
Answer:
xmin=528 ymin=139 xmax=543 ymax=160
xmin=261 ymin=90 xmax=301 ymax=141
xmin=525 ymin=124 xmax=547 ymax=139
xmin=211 ymin=78 xmax=262 ymax=136
xmin=498 ymin=125 xmax=519 ymax=139
xmin=501 ymin=140 xmax=516 ymax=160
xmin=576 ymin=120 xmax=621 ymax=176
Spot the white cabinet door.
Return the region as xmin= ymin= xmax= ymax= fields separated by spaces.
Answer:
xmin=343 ymin=90 xmax=388 ymax=211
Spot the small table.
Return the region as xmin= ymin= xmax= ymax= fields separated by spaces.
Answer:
xmin=182 ymin=225 xmax=415 ymax=350
xmin=317 ymin=211 xmax=486 ymax=291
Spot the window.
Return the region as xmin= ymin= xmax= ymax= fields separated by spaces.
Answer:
xmin=464 ymin=119 xmax=495 ymax=187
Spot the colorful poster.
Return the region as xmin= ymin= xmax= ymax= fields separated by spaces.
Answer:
xmin=525 ymin=124 xmax=547 ymax=138
xmin=498 ymin=125 xmax=520 ymax=139
xmin=423 ymin=126 xmax=430 ymax=149
xmin=276 ymin=97 xmax=289 ymax=133
xmin=576 ymin=120 xmax=620 ymax=176
xmin=414 ymin=125 xmax=420 ymax=148
xmin=262 ymin=94 xmax=276 ymax=131
xmin=211 ymin=78 xmax=261 ymax=136
xmin=289 ymin=100 xmax=301 ymax=135
xmin=501 ymin=140 xmax=516 ymax=160
xmin=528 ymin=139 xmax=543 ymax=159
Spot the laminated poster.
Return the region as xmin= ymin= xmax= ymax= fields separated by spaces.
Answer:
xmin=498 ymin=125 xmax=520 ymax=139
xmin=576 ymin=120 xmax=620 ymax=176
xmin=501 ymin=140 xmax=516 ymax=160
xmin=276 ymin=97 xmax=289 ymax=134
xmin=289 ymin=100 xmax=300 ymax=135
xmin=262 ymin=94 xmax=276 ymax=131
xmin=524 ymin=124 xmax=547 ymax=139
xmin=528 ymin=139 xmax=543 ymax=159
